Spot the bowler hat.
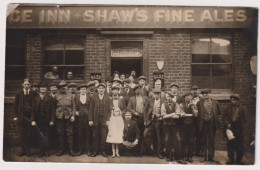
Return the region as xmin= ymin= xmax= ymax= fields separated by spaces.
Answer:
xmin=87 ymin=81 xmax=96 ymax=87
xmin=68 ymin=82 xmax=77 ymax=87
xmin=169 ymin=83 xmax=180 ymax=89
xmin=97 ymin=83 xmax=106 ymax=88
xmin=133 ymin=84 xmax=142 ymax=91
xmin=201 ymin=89 xmax=211 ymax=94
xmin=77 ymin=84 xmax=88 ymax=89
xmin=191 ymin=85 xmax=199 ymax=90
xmin=138 ymin=76 xmax=147 ymax=81
xmin=165 ymin=91 xmax=175 ymax=97
xmin=230 ymin=94 xmax=240 ymax=100
xmin=59 ymin=80 xmax=67 ymax=87
xmin=152 ymin=88 xmax=162 ymax=93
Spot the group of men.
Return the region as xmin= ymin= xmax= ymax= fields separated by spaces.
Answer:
xmin=13 ymin=74 xmax=245 ymax=164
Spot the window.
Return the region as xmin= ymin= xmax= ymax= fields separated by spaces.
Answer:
xmin=43 ymin=38 xmax=84 ymax=80
xmin=5 ymin=30 xmax=26 ymax=80
xmin=191 ymin=38 xmax=232 ymax=89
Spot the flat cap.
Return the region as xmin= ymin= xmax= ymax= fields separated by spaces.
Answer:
xmin=152 ymin=88 xmax=162 ymax=93
xmin=97 ymin=83 xmax=106 ymax=88
xmin=68 ymin=82 xmax=77 ymax=87
xmin=49 ymin=82 xmax=58 ymax=87
xmin=230 ymin=94 xmax=240 ymax=100
xmin=39 ymin=83 xmax=47 ymax=88
xmin=183 ymin=92 xmax=192 ymax=98
xmin=201 ymin=89 xmax=211 ymax=94
xmin=123 ymin=78 xmax=131 ymax=83
xmin=87 ymin=81 xmax=96 ymax=87
xmin=59 ymin=80 xmax=67 ymax=87
xmin=138 ymin=76 xmax=147 ymax=81
xmin=169 ymin=83 xmax=180 ymax=89
xmin=191 ymin=85 xmax=199 ymax=90
xmin=77 ymin=84 xmax=88 ymax=89
xmin=113 ymin=78 xmax=123 ymax=84
xmin=165 ymin=91 xmax=175 ymax=97
xmin=133 ymin=84 xmax=142 ymax=91
xmin=111 ymin=86 xmax=120 ymax=90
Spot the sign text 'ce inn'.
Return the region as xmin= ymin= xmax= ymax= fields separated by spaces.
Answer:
xmin=7 ymin=6 xmax=257 ymax=28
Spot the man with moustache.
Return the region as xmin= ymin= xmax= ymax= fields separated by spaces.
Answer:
xmin=31 ymin=83 xmax=55 ymax=157
xmin=197 ymin=89 xmax=221 ymax=163
xmin=55 ymin=80 xmax=77 ymax=156
xmin=121 ymin=78 xmax=134 ymax=106
xmin=89 ymin=83 xmax=112 ymax=157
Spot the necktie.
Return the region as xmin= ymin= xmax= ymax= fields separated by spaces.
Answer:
xmin=26 ymin=90 xmax=29 ymax=95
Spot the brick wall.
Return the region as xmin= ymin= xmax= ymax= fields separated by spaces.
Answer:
xmin=4 ymin=29 xmax=256 ymax=152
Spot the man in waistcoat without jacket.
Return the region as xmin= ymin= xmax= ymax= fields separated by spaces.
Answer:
xmin=197 ymin=89 xmax=221 ymax=163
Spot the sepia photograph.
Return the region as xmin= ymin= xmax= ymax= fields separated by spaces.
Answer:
xmin=1 ymin=1 xmax=258 ymax=166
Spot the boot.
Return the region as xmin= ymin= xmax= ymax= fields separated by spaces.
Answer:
xmin=56 ymin=150 xmax=64 ymax=156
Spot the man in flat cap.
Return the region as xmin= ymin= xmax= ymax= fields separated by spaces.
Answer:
xmin=87 ymin=81 xmax=96 ymax=97
xmin=105 ymin=77 xmax=113 ymax=97
xmin=110 ymin=86 xmax=126 ymax=111
xmin=68 ymin=82 xmax=78 ymax=98
xmin=179 ymin=92 xmax=198 ymax=163
xmin=13 ymin=79 xmax=36 ymax=156
xmin=138 ymin=76 xmax=152 ymax=97
xmin=121 ymin=78 xmax=134 ymax=106
xmin=149 ymin=78 xmax=166 ymax=100
xmin=197 ymin=89 xmax=221 ymax=163
xmin=143 ymin=88 xmax=164 ymax=159
xmin=127 ymin=84 xmax=148 ymax=156
xmin=74 ymin=84 xmax=92 ymax=156
xmin=55 ymin=80 xmax=77 ymax=156
xmin=169 ymin=83 xmax=182 ymax=104
xmin=161 ymin=91 xmax=185 ymax=163
xmin=222 ymin=94 xmax=245 ymax=165
xmin=89 ymin=83 xmax=112 ymax=157
xmin=31 ymin=83 xmax=55 ymax=157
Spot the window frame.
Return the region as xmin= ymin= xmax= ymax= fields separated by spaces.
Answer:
xmin=42 ymin=37 xmax=85 ymax=81
xmin=191 ymin=36 xmax=233 ymax=91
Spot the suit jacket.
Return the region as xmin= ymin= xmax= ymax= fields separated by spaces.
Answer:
xmin=127 ymin=95 xmax=148 ymax=115
xmin=197 ymin=98 xmax=221 ymax=132
xmin=121 ymin=87 xmax=134 ymax=105
xmin=89 ymin=93 xmax=112 ymax=126
xmin=110 ymin=96 xmax=126 ymax=112
xmin=222 ymin=104 xmax=245 ymax=138
xmin=123 ymin=119 xmax=141 ymax=142
xmin=31 ymin=94 xmax=55 ymax=123
xmin=140 ymin=85 xmax=151 ymax=97
xmin=55 ymin=92 xmax=76 ymax=119
xmin=14 ymin=89 xmax=36 ymax=119
xmin=75 ymin=94 xmax=91 ymax=117
xmin=144 ymin=98 xmax=164 ymax=125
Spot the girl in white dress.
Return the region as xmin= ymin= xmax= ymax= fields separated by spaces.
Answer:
xmin=106 ymin=107 xmax=124 ymax=157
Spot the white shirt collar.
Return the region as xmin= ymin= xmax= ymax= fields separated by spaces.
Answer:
xmin=23 ymin=89 xmax=30 ymax=95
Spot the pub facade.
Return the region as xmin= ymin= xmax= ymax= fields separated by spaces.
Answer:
xmin=4 ymin=4 xmax=257 ymax=151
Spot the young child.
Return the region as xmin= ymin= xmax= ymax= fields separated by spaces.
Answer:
xmin=106 ymin=107 xmax=124 ymax=157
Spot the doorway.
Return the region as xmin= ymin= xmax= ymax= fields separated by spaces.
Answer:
xmin=111 ymin=58 xmax=142 ymax=77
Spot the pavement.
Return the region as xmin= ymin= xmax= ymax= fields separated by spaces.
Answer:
xmin=3 ymin=146 xmax=253 ymax=165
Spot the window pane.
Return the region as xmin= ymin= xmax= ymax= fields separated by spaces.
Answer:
xmin=45 ymin=39 xmax=63 ymax=50
xmin=5 ymin=67 xmax=26 ymax=80
xmin=44 ymin=51 xmax=63 ymax=65
xmin=212 ymin=54 xmax=231 ymax=63
xmin=212 ymin=65 xmax=231 ymax=89
xmin=43 ymin=66 xmax=61 ymax=80
xmin=64 ymin=66 xmax=84 ymax=80
xmin=192 ymin=54 xmax=210 ymax=63
xmin=211 ymin=38 xmax=231 ymax=55
xmin=65 ymin=50 xmax=84 ymax=65
xmin=191 ymin=38 xmax=210 ymax=54
xmin=6 ymin=47 xmax=25 ymax=65
xmin=192 ymin=65 xmax=210 ymax=88
xmin=65 ymin=39 xmax=84 ymax=50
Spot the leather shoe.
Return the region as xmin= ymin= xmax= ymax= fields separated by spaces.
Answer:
xmin=102 ymin=152 xmax=108 ymax=157
xmin=187 ymin=157 xmax=193 ymax=163
xmin=69 ymin=150 xmax=77 ymax=157
xmin=177 ymin=159 xmax=187 ymax=164
xmin=200 ymin=157 xmax=207 ymax=163
xmin=18 ymin=151 xmax=26 ymax=157
xmin=91 ymin=152 xmax=97 ymax=157
xmin=56 ymin=150 xmax=64 ymax=156
xmin=158 ymin=154 xmax=164 ymax=159
xmin=208 ymin=158 xmax=219 ymax=164
xmin=87 ymin=151 xmax=92 ymax=157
